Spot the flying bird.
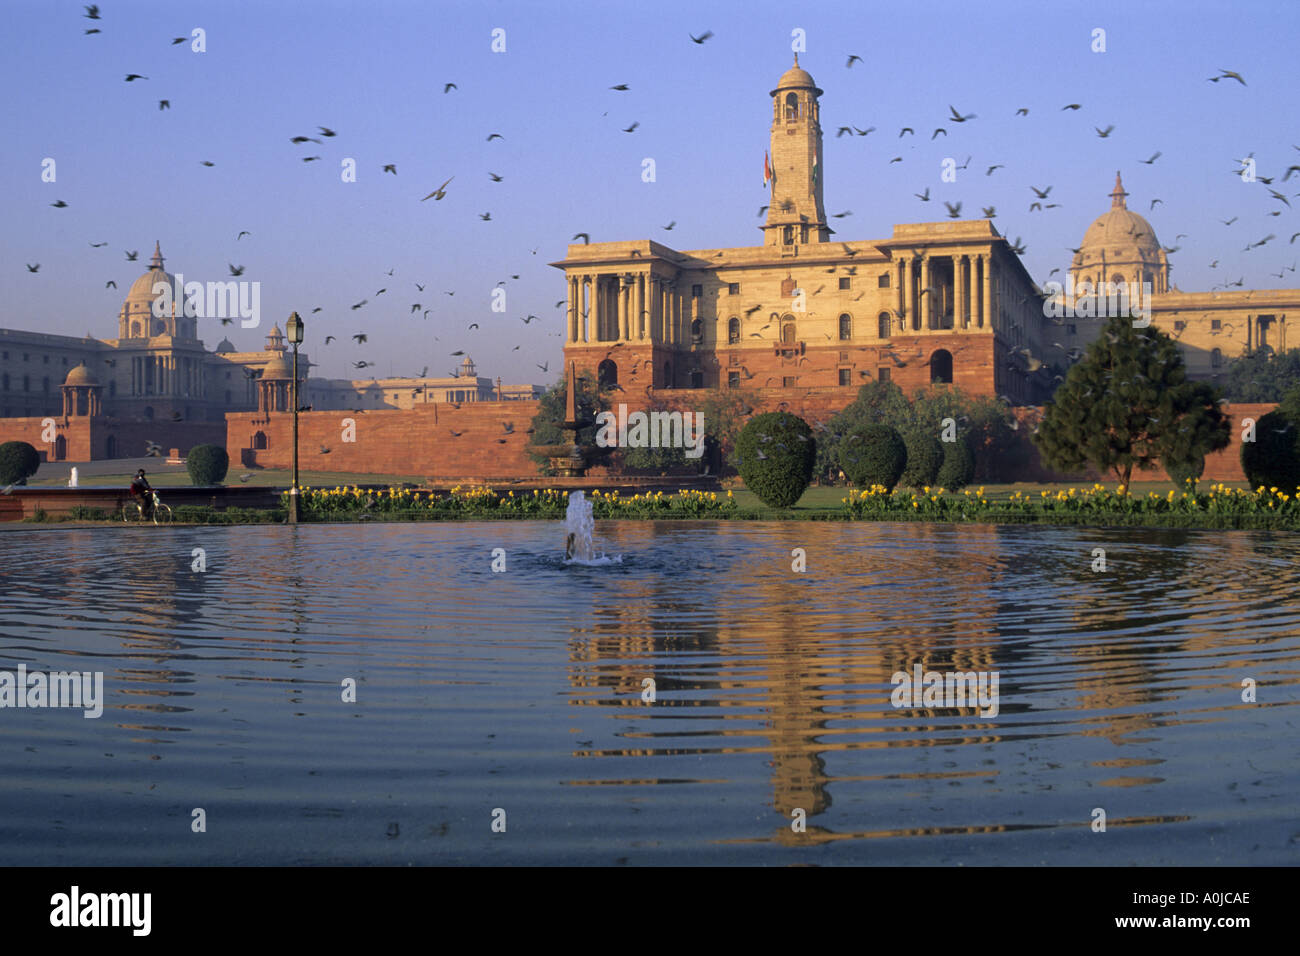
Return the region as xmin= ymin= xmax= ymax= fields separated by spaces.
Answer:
xmin=421 ymin=176 xmax=454 ymax=201
xmin=986 ymin=165 xmax=1003 ymax=176
xmin=1139 ymin=151 xmax=1162 ymax=164
xmin=948 ymin=105 xmax=975 ymax=123
xmin=25 ymin=264 xmax=39 ymax=273
xmin=158 ymin=100 xmax=170 ymax=110
xmin=105 ymin=280 xmax=115 ymax=288
xmin=50 ymin=200 xmax=67 ymax=208
xmin=237 ymin=231 xmax=250 ymax=240
xmin=124 ymin=74 xmax=148 ymax=82
xmin=84 ymin=4 xmax=100 ymax=18
xmin=1061 ymin=103 xmax=1082 ymax=111
xmin=572 ymin=232 xmax=590 ymax=244
xmin=486 ymin=133 xmax=504 ymax=141
xmin=944 ymin=201 xmax=962 ymax=219
xmin=318 ymin=126 xmax=336 ymax=137
xmin=610 ymin=84 xmax=629 ymax=91
xmin=488 ymin=172 xmax=503 ymax=181
xmin=1208 ymin=69 xmax=1246 ymax=86
xmin=622 ymin=121 xmax=639 ymax=133
xmin=228 ymin=264 xmax=245 ymax=276
xmin=846 ymin=54 xmax=863 ymax=68
xmin=899 ymin=127 xmax=914 ymax=137
xmin=290 ymin=136 xmax=321 ymax=144
xmin=443 ymin=83 xmax=457 ymax=93
xmin=383 ymin=164 xmax=397 ymax=174
xmin=323 ymin=335 xmax=336 ymax=344
xmin=689 ymin=30 xmax=714 ymax=44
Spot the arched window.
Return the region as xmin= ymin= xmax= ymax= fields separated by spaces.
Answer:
xmin=54 ymin=435 xmax=66 ymax=460
xmin=930 ymin=349 xmax=954 ymax=384
xmin=253 ymin=431 xmax=268 ymax=450
xmin=728 ymin=317 xmax=740 ymax=344
xmin=839 ymin=314 xmax=852 ymax=340
xmin=598 ymin=359 xmax=618 ymax=389
xmin=1211 ymin=348 xmax=1222 ymax=368
xmin=878 ymin=312 xmax=892 ymax=338
xmin=785 ymin=92 xmax=799 ymax=121
xmin=781 ymin=323 xmax=796 ymax=345
xmin=130 ymin=321 xmax=141 ymax=338
xmin=690 ymin=318 xmax=702 ymax=344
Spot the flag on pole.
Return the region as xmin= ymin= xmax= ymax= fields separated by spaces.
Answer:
xmin=764 ymin=151 xmax=772 ymax=188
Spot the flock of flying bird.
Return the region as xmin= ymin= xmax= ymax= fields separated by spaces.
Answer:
xmin=22 ymin=11 xmax=1300 ymax=400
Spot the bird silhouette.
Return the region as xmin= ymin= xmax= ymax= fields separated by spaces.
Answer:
xmin=228 ymin=264 xmax=245 ymax=276
xmin=105 ymin=280 xmax=116 ymax=288
xmin=572 ymin=233 xmax=590 ymax=244
xmin=948 ymin=105 xmax=975 ymax=122
xmin=1140 ymin=151 xmax=1161 ymax=164
xmin=689 ymin=30 xmax=714 ymax=44
xmin=383 ymin=164 xmax=397 ymax=174
xmin=50 ymin=200 xmax=67 ymax=208
xmin=421 ymin=177 xmax=453 ymax=201
xmin=622 ymin=121 xmax=639 ymax=133
xmin=486 ymin=133 xmax=504 ymax=141
xmin=158 ymin=100 xmax=170 ymax=110
xmin=124 ymin=74 xmax=148 ymax=82
xmin=1095 ymin=125 xmax=1114 ymax=138
xmin=25 ymin=264 xmax=39 ymax=273
xmin=352 ymin=334 xmax=367 ymax=343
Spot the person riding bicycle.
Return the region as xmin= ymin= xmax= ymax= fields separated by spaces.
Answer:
xmin=129 ymin=469 xmax=154 ymax=518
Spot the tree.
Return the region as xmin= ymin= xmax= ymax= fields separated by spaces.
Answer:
xmin=936 ymin=435 xmax=976 ymax=490
xmin=696 ymin=387 xmax=763 ymax=474
xmin=1034 ymin=312 xmax=1230 ymax=486
xmin=186 ymin=444 xmax=229 ymax=485
xmin=839 ymin=423 xmax=907 ymax=491
xmin=0 ymin=441 xmax=40 ymax=486
xmin=736 ymin=412 xmax=816 ymax=507
xmin=899 ymin=427 xmax=943 ymax=489
xmin=1223 ymin=347 xmax=1300 ymax=402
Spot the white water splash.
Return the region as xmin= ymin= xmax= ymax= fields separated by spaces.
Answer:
xmin=563 ymin=491 xmax=621 ymax=565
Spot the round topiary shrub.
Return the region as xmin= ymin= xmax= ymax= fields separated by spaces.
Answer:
xmin=735 ymin=412 xmax=816 ymax=508
xmin=900 ymin=427 xmax=944 ymax=489
xmin=1241 ymin=410 xmax=1300 ymax=492
xmin=186 ymin=444 xmax=230 ymax=486
xmin=840 ymin=423 xmax=907 ymax=491
xmin=936 ymin=436 xmax=976 ymax=491
xmin=1165 ymin=453 xmax=1205 ymax=489
xmin=0 ymin=441 xmax=40 ymax=486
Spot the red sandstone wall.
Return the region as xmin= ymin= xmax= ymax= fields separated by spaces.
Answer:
xmin=0 ymin=417 xmax=224 ymax=463
xmin=227 ymin=402 xmax=542 ymax=479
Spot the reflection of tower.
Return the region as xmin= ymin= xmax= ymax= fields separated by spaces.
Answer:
xmin=763 ymin=56 xmax=830 ymax=248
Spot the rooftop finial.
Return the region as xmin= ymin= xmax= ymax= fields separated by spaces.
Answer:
xmin=793 ymin=52 xmax=799 ymax=68
xmin=1110 ymin=171 xmax=1128 ymax=209
xmin=150 ymin=240 xmax=165 ymax=270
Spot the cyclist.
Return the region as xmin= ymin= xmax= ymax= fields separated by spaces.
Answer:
xmin=129 ymin=469 xmax=154 ymax=519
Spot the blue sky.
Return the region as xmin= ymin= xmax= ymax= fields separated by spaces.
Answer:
xmin=3 ymin=0 xmax=1298 ymax=385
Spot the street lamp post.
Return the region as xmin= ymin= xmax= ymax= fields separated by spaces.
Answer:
xmin=286 ymin=311 xmax=304 ymax=524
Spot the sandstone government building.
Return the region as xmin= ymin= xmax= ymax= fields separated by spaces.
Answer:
xmin=2 ymin=58 xmax=1296 ymax=478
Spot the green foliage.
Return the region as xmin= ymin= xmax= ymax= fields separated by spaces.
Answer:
xmin=186 ymin=444 xmax=230 ymax=485
xmin=67 ymin=506 xmax=109 ymax=520
xmin=289 ymin=486 xmax=735 ymax=519
xmin=0 ymin=441 xmax=40 ymax=485
xmin=900 ymin=427 xmax=944 ymax=489
xmin=172 ymin=505 xmax=285 ymax=524
xmin=936 ymin=436 xmax=976 ymax=490
xmin=527 ymin=373 xmax=609 ymax=475
xmin=696 ymin=388 xmax=762 ymax=473
xmin=814 ymin=381 xmax=1021 ymax=483
xmin=1240 ymin=409 xmax=1300 ymax=492
xmin=1034 ymin=312 xmax=1231 ymax=485
xmin=1223 ymin=347 xmax=1300 ymax=402
xmin=1165 ymin=454 xmax=1204 ymax=488
xmin=839 ymin=423 xmax=907 ymax=491
xmin=735 ymin=412 xmax=816 ymax=508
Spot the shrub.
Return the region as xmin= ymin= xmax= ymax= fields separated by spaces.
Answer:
xmin=900 ymin=427 xmax=944 ymax=489
xmin=735 ymin=412 xmax=816 ymax=508
xmin=1165 ymin=454 xmax=1205 ymax=488
xmin=936 ymin=436 xmax=976 ymax=491
xmin=840 ymin=423 xmax=907 ymax=491
xmin=1241 ymin=409 xmax=1300 ymax=492
xmin=0 ymin=441 xmax=40 ymax=486
xmin=186 ymin=444 xmax=230 ymax=485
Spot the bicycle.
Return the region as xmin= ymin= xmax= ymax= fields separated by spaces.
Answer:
xmin=122 ymin=490 xmax=173 ymax=525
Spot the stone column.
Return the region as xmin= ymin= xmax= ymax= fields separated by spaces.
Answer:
xmin=897 ymin=259 xmax=905 ymax=317
xmin=636 ymin=274 xmax=645 ymax=339
xmin=592 ymin=274 xmax=603 ymax=342
xmin=900 ymin=258 xmax=910 ymax=328
xmin=567 ymin=276 xmax=576 ymax=342
xmin=922 ymin=258 xmax=933 ymax=329
xmin=981 ymin=255 xmax=992 ymax=329
xmin=954 ymin=255 xmax=964 ymax=328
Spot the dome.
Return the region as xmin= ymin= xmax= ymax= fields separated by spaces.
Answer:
xmin=771 ymin=55 xmax=822 ymax=95
xmin=123 ymin=241 xmax=176 ymax=306
xmin=64 ymin=361 xmax=99 ymax=386
xmin=1076 ymin=172 xmax=1162 ymax=261
xmin=215 ymin=337 xmax=235 ymax=353
xmin=261 ymin=354 xmax=294 ymax=379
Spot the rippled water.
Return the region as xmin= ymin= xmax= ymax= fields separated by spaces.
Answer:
xmin=0 ymin=520 xmax=1296 ymax=865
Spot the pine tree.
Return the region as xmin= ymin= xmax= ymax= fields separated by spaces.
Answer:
xmin=1034 ymin=312 xmax=1230 ymax=486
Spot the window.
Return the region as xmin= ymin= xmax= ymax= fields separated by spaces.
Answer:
xmin=728 ymin=283 xmax=740 ymax=295
xmin=782 ymin=226 xmax=793 ymax=245
xmin=690 ymin=370 xmax=703 ymax=388
xmin=783 ymin=377 xmax=796 ymax=387
xmin=785 ymin=92 xmax=799 ymax=121
xmin=839 ymin=351 xmax=849 ymax=361
xmin=1211 ymin=348 xmax=1222 ymax=368
xmin=691 ymin=284 xmax=703 ymax=297
xmin=839 ymin=277 xmax=851 ymax=290
xmin=878 ymin=312 xmax=892 ymax=339
xmin=1066 ymin=324 xmax=1077 ymax=335
xmin=729 ymin=353 xmax=739 ymax=365
xmin=874 ymin=273 xmax=890 ymax=290
xmin=690 ymin=318 xmax=703 ymax=344
xmin=728 ymin=371 xmax=740 ymax=388
xmin=878 ymin=368 xmax=891 ymax=383
xmin=781 ymin=323 xmax=796 ymax=344
xmin=1211 ymin=319 xmax=1221 ymax=330
xmin=839 ymin=368 xmax=852 ymax=386
xmin=1174 ymin=320 xmax=1186 ymax=330
xmin=839 ymin=314 xmax=852 ymax=340
xmin=728 ymin=317 xmax=740 ymax=344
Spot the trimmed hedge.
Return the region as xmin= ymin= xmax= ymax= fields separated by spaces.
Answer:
xmin=900 ymin=428 xmax=944 ymax=489
xmin=186 ymin=444 xmax=230 ymax=486
xmin=840 ymin=423 xmax=907 ymax=491
xmin=0 ymin=441 xmax=40 ymax=486
xmin=735 ymin=412 xmax=816 ymax=508
xmin=936 ymin=436 xmax=976 ymax=491
xmin=1240 ymin=410 xmax=1300 ymax=492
